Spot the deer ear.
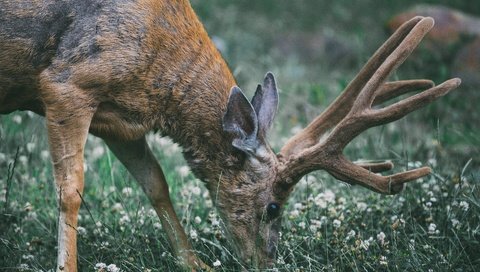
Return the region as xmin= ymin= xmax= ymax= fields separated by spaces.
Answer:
xmin=251 ymin=72 xmax=279 ymax=140
xmin=223 ymin=86 xmax=259 ymax=154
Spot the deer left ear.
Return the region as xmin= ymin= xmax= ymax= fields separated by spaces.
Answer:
xmin=251 ymin=72 xmax=279 ymax=140
xmin=223 ymin=86 xmax=259 ymax=154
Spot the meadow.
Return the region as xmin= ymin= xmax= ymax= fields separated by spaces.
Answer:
xmin=1 ymin=0 xmax=479 ymax=271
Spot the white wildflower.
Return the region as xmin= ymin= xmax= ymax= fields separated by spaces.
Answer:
xmin=26 ymin=142 xmax=36 ymax=153
xmin=332 ymin=219 xmax=341 ymax=228
xmin=356 ymin=202 xmax=368 ymax=211
xmin=360 ymin=238 xmax=372 ymax=251
xmin=379 ymin=255 xmax=388 ymax=266
xmin=310 ymin=219 xmax=322 ymax=233
xmin=190 ymin=229 xmax=198 ymax=240
xmin=176 ymin=165 xmax=190 ymax=178
xmin=290 ymin=125 xmax=303 ymax=135
xmin=314 ymin=197 xmax=327 ymax=209
xmin=290 ymin=209 xmax=300 ymax=218
xmin=95 ymin=263 xmax=107 ymax=270
xmin=148 ymin=208 xmax=157 ymax=217
xmin=40 ymin=150 xmax=50 ymax=160
xmin=91 ymin=146 xmax=105 ymax=160
xmin=298 ymin=221 xmax=306 ymax=229
xmin=122 ymin=187 xmax=133 ymax=196
xmin=107 ymin=263 xmax=120 ymax=272
xmin=346 ymin=230 xmax=356 ymax=241
xmin=19 ymin=264 xmax=29 ymax=271
xmin=293 ymin=202 xmax=303 ymax=210
xmin=211 ymin=218 xmax=220 ymax=227
xmin=12 ymin=114 xmax=22 ymax=124
xmin=324 ymin=190 xmax=335 ymax=203
xmin=377 ymin=232 xmax=386 ymax=245
xmin=314 ymin=190 xmax=335 ymax=208
xmin=407 ymin=161 xmax=422 ymax=168
xmin=155 ymin=136 xmax=172 ymax=147
xmin=428 ymin=223 xmax=437 ymax=235
xmin=119 ymin=214 xmax=130 ymax=225
xmin=191 ymin=186 xmax=201 ymax=196
xmin=112 ymin=203 xmax=123 ymax=212
xmin=451 ymin=219 xmax=461 ymax=229
xmin=24 ymin=202 xmax=33 ymax=212
xmin=77 ymin=226 xmax=87 ymax=236
xmin=153 ymin=222 xmax=162 ymax=230
xmin=205 ymin=199 xmax=213 ymax=208
xmin=22 ymin=254 xmax=34 ymax=260
xmin=194 ymin=216 xmax=202 ymax=224
xmin=164 ymin=143 xmax=180 ymax=156
xmin=19 ymin=155 xmax=28 ymax=165
xmin=213 ymin=260 xmax=221 ymax=267
xmin=459 ymin=201 xmax=469 ymax=211
xmin=303 ymin=175 xmax=318 ymax=183
xmin=409 ymin=239 xmax=415 ymax=250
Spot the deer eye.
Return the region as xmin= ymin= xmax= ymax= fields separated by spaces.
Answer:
xmin=266 ymin=202 xmax=281 ymax=219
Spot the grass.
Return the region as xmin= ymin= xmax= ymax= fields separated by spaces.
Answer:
xmin=1 ymin=1 xmax=479 ymax=271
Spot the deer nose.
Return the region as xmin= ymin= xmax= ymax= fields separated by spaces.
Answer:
xmin=266 ymin=239 xmax=278 ymax=259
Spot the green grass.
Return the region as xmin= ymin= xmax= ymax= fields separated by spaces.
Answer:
xmin=1 ymin=1 xmax=479 ymax=271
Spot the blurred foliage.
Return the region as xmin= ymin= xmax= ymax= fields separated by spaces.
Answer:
xmin=191 ymin=0 xmax=480 ymax=168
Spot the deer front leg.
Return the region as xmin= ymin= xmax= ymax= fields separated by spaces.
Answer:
xmin=44 ymin=102 xmax=94 ymax=271
xmin=105 ymin=137 xmax=209 ymax=271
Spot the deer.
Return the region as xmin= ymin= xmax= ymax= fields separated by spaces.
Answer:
xmin=0 ymin=0 xmax=461 ymax=271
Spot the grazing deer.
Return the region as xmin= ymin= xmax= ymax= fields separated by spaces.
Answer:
xmin=0 ymin=0 xmax=460 ymax=271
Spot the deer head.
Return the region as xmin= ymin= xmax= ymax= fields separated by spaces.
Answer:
xmin=213 ymin=16 xmax=460 ymax=268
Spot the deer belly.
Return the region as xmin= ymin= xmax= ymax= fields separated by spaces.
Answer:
xmin=89 ymin=102 xmax=152 ymax=141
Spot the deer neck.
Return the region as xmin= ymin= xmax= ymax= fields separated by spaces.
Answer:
xmin=150 ymin=36 xmax=236 ymax=188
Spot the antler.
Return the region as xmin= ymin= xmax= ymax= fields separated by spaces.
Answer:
xmin=276 ymin=16 xmax=461 ymax=195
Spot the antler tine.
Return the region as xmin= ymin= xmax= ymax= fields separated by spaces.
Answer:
xmin=275 ymin=17 xmax=461 ymax=195
xmin=373 ymin=79 xmax=434 ymax=106
xmin=370 ymin=78 xmax=460 ymax=125
xmin=356 ymin=161 xmax=394 ymax=173
xmin=349 ymin=17 xmax=434 ymax=112
xmin=280 ymin=16 xmax=425 ymax=158
xmin=326 ymin=155 xmax=432 ymax=194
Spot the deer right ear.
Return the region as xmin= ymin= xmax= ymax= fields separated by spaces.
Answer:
xmin=223 ymin=86 xmax=259 ymax=154
xmin=251 ymin=72 xmax=279 ymax=140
